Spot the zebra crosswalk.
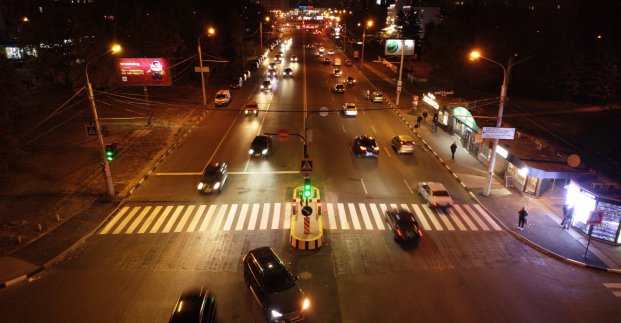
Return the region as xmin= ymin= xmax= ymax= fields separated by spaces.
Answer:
xmin=98 ymin=202 xmax=502 ymax=235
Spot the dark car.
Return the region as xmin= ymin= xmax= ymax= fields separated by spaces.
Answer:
xmin=332 ymin=83 xmax=345 ymax=93
xmin=168 ymin=287 xmax=217 ymax=323
xmin=346 ymin=76 xmax=356 ymax=85
xmin=352 ymin=135 xmax=379 ymax=157
xmin=243 ymin=247 xmax=310 ymax=322
xmin=197 ymin=162 xmax=228 ymax=193
xmin=249 ymin=135 xmax=272 ymax=157
xmin=283 ymin=68 xmax=293 ymax=78
xmin=385 ymin=209 xmax=423 ymax=242
xmin=230 ymin=77 xmax=243 ymax=89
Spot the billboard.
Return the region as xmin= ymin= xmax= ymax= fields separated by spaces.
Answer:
xmin=384 ymin=39 xmax=415 ymax=56
xmin=116 ymin=58 xmax=172 ymax=86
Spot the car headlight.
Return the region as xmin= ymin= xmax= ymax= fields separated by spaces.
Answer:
xmin=262 ymin=148 xmax=269 ymax=155
xmin=197 ymin=182 xmax=205 ymax=190
xmin=249 ymin=149 xmax=254 ymax=155
xmin=302 ymin=298 xmax=310 ymax=311
xmin=271 ymin=310 xmax=283 ymax=318
xmin=213 ymin=182 xmax=221 ymax=190
xmin=374 ymin=146 xmax=380 ymax=151
xmin=359 ymin=146 xmax=367 ymax=151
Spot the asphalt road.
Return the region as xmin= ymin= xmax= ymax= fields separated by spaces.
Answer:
xmin=1 ymin=29 xmax=620 ymax=323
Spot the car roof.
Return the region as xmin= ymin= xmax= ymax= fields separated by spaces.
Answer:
xmin=396 ymin=135 xmax=414 ymax=142
xmin=216 ymin=89 xmax=229 ymax=95
xmin=169 ymin=287 xmax=213 ymax=323
xmin=246 ymin=101 xmax=258 ymax=106
xmin=422 ymin=182 xmax=448 ymax=190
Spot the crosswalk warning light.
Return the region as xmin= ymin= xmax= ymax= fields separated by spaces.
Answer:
xmin=303 ymin=177 xmax=312 ymax=198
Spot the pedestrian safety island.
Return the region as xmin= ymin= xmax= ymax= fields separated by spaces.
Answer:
xmin=290 ymin=185 xmax=324 ymax=251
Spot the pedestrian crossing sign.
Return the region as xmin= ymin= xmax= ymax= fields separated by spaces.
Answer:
xmin=300 ymin=159 xmax=313 ymax=173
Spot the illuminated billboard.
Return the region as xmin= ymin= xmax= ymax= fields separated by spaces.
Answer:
xmin=116 ymin=58 xmax=172 ymax=86
xmin=384 ymin=39 xmax=415 ymax=56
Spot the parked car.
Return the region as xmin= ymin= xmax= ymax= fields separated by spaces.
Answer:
xmin=385 ymin=209 xmax=424 ymax=242
xmin=417 ymin=182 xmax=454 ymax=208
xmin=197 ymin=162 xmax=228 ymax=193
xmin=230 ymin=78 xmax=243 ymax=89
xmin=352 ymin=135 xmax=379 ymax=158
xmin=244 ymin=101 xmax=259 ymax=116
xmin=342 ymin=103 xmax=358 ymax=116
xmin=249 ymin=135 xmax=272 ymax=157
xmin=168 ymin=287 xmax=217 ymax=323
xmin=243 ymin=247 xmax=310 ymax=322
xmin=391 ymin=135 xmax=415 ymax=154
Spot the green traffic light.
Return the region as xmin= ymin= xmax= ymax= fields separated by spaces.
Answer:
xmin=304 ymin=190 xmax=311 ymax=198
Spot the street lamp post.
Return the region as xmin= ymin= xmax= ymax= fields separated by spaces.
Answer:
xmin=469 ymin=50 xmax=534 ymax=196
xmin=85 ymin=44 xmax=121 ymax=199
xmin=198 ymin=27 xmax=215 ymax=106
xmin=360 ymin=20 xmax=373 ymax=69
xmin=260 ymin=17 xmax=269 ymax=51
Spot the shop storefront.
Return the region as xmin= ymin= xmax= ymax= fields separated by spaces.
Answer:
xmin=447 ymin=106 xmax=479 ymax=156
xmin=567 ymin=176 xmax=621 ymax=244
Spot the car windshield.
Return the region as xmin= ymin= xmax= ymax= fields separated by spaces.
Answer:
xmin=252 ymin=136 xmax=269 ymax=145
xmin=434 ymin=190 xmax=450 ymax=197
xmin=336 ymin=85 xmax=343 ymax=89
xmin=360 ymin=137 xmax=376 ymax=146
xmin=202 ymin=165 xmax=219 ymax=177
xmin=216 ymin=94 xmax=227 ymax=99
xmin=264 ymin=270 xmax=296 ymax=292
xmin=374 ymin=92 xmax=383 ymax=97
xmin=246 ymin=104 xmax=257 ymax=109
xmin=263 ymin=81 xmax=270 ymax=86
xmin=395 ymin=212 xmax=416 ymax=225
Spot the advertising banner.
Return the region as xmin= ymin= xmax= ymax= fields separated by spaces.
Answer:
xmin=384 ymin=39 xmax=415 ymax=56
xmin=117 ymin=58 xmax=172 ymax=86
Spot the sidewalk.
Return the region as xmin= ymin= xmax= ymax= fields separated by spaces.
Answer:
xmin=362 ymin=60 xmax=621 ymax=271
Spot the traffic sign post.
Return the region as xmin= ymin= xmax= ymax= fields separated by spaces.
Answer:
xmin=300 ymin=159 xmax=313 ymax=173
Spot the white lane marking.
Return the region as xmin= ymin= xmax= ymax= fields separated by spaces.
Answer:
xmin=453 ymin=204 xmax=477 ymax=231
xmin=223 ymin=204 xmax=238 ymax=231
xmin=155 ymin=171 xmax=303 ymax=175
xmin=603 ymin=283 xmax=621 ymax=288
xmin=100 ymin=206 xmax=129 ymax=234
xmin=371 ymin=125 xmax=377 ymax=133
xmin=126 ymin=206 xmax=150 ymax=234
xmin=447 ymin=208 xmax=467 ymax=231
xmin=271 ymin=203 xmax=281 ymax=229
xmin=162 ymin=206 xmax=184 ymax=233
xmin=358 ymin=203 xmax=374 ymax=229
xmin=151 ymin=205 xmax=173 ymax=233
xmin=360 ymin=179 xmax=368 ymax=194
xmin=283 ymin=202 xmax=291 ymax=229
xmin=474 ymin=204 xmax=503 ymax=231
xmin=337 ymin=203 xmax=350 ymax=230
xmin=341 ymin=124 xmax=346 ymax=133
xmin=403 ymin=179 xmax=413 ymax=194
xmin=248 ymin=203 xmax=260 ymax=230
xmin=436 ymin=209 xmax=455 ymax=231
xmin=327 ymin=203 xmax=338 ymax=229
xmin=235 ymin=204 xmax=249 ymax=231
xmin=187 ymin=205 xmax=206 ymax=232
xmin=463 ymin=204 xmax=489 ymax=231
xmin=411 ymin=204 xmax=432 ymax=231
xmin=383 ymin=147 xmax=392 ymax=157
xmin=174 ymin=205 xmax=195 ymax=232
xmin=198 ymin=205 xmax=217 ymax=232
xmin=138 ymin=206 xmax=161 ymax=234
xmin=369 ymin=203 xmax=385 ymax=230
xmin=422 ymin=204 xmax=444 ymax=230
xmin=260 ymin=203 xmax=271 ymax=230
xmin=113 ymin=207 xmax=140 ymax=234
xmin=210 ymin=204 xmax=228 ymax=231
xmin=348 ymin=203 xmax=362 ymax=230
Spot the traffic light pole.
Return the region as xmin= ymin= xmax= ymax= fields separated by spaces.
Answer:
xmin=86 ymin=75 xmax=115 ymax=199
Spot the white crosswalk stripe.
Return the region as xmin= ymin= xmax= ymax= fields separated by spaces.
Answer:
xmin=603 ymin=283 xmax=621 ymax=297
xmin=98 ymin=202 xmax=504 ymax=235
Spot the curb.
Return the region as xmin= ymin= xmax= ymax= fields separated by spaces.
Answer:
xmin=385 ymin=97 xmax=621 ymax=274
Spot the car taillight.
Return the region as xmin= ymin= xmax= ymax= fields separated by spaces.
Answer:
xmin=397 ymin=228 xmax=403 ymax=237
xmin=416 ymin=227 xmax=424 ymax=237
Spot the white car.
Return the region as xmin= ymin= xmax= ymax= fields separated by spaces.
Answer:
xmin=327 ymin=49 xmax=335 ymax=55
xmin=417 ymin=182 xmax=454 ymax=208
xmin=342 ymin=103 xmax=358 ymax=116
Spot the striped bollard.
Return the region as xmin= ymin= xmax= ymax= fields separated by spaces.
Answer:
xmin=304 ymin=216 xmax=310 ymax=234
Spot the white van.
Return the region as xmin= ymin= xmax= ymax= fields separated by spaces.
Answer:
xmin=333 ymin=58 xmax=341 ymax=67
xmin=214 ymin=89 xmax=231 ymax=107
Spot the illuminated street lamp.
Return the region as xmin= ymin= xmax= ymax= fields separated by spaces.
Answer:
xmin=260 ymin=16 xmax=270 ymax=51
xmin=469 ymin=49 xmax=534 ymax=196
xmin=85 ymin=44 xmax=122 ymax=198
xmin=198 ymin=27 xmax=216 ymax=106
xmin=360 ymin=19 xmax=374 ymax=69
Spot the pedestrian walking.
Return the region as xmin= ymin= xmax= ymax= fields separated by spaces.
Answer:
xmin=561 ymin=204 xmax=569 ymax=227
xmin=564 ymin=206 xmax=574 ymax=230
xmin=416 ymin=115 xmax=423 ymax=128
xmin=450 ymin=142 xmax=457 ymax=160
xmin=518 ymin=207 xmax=528 ymax=230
